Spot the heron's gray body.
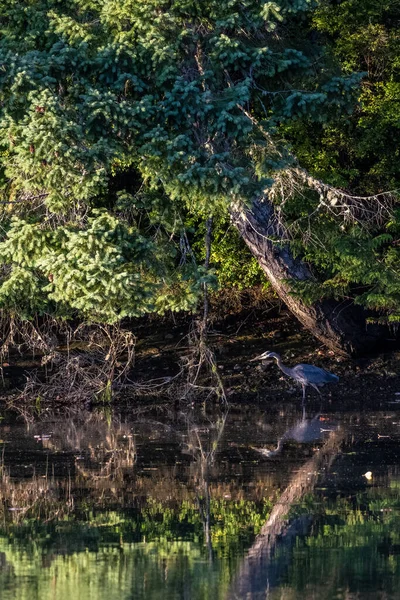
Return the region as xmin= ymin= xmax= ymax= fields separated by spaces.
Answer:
xmin=251 ymin=351 xmax=339 ymax=399
xmin=289 ymin=363 xmax=339 ymax=385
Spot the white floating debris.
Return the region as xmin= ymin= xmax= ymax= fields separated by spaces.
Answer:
xmin=364 ymin=471 xmax=373 ymax=480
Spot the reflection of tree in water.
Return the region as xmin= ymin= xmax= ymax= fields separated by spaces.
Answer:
xmin=228 ymin=423 xmax=344 ymax=599
xmin=0 ymin=412 xmax=136 ymax=523
xmin=0 ymin=467 xmax=73 ymax=524
xmin=182 ymin=410 xmax=228 ymax=561
xmin=48 ymin=412 xmax=136 ymax=482
xmin=0 ymin=406 xmax=271 ymax=600
xmin=2 ymin=406 xmax=399 ymax=599
xmin=0 ymin=406 xmax=273 ymax=536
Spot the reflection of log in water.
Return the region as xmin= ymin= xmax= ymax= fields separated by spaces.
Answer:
xmin=227 ymin=428 xmax=344 ymax=600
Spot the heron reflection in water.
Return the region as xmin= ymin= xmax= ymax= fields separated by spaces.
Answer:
xmin=251 ymin=351 xmax=339 ymax=400
xmin=252 ymin=406 xmax=336 ymax=458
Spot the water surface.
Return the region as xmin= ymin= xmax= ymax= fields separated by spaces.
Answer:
xmin=0 ymin=399 xmax=399 ymax=599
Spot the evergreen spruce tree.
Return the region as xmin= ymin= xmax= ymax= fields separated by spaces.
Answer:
xmin=0 ymin=0 xmax=398 ymax=353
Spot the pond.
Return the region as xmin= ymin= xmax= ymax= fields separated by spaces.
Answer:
xmin=0 ymin=398 xmax=399 ymax=600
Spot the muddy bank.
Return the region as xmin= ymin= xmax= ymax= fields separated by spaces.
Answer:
xmin=133 ymin=304 xmax=400 ymax=407
xmin=1 ymin=302 xmax=400 ymax=408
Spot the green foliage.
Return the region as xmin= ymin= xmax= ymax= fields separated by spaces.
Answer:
xmin=0 ymin=0 xmax=398 ymax=323
xmin=285 ymin=0 xmax=400 ymax=192
xmin=282 ymin=191 xmax=400 ymax=321
xmin=0 ymin=0 xmax=340 ymax=321
xmin=269 ymin=0 xmax=400 ymax=321
xmin=0 ymin=213 xmax=159 ymax=321
xmin=190 ymin=214 xmax=267 ymax=290
xmin=0 ymin=0 xmax=327 ymax=213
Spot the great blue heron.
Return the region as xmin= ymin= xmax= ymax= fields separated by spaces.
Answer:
xmin=251 ymin=351 xmax=339 ymax=400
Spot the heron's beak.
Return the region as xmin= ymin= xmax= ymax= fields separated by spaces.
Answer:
xmin=250 ymin=354 xmax=267 ymax=362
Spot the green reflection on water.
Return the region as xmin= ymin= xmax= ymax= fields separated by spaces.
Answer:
xmin=0 ymin=498 xmax=271 ymax=600
xmin=0 ymin=539 xmax=230 ymax=600
xmin=1 ymin=407 xmax=400 ymax=599
xmin=3 ymin=492 xmax=400 ymax=600
xmin=2 ymin=497 xmax=400 ymax=600
xmin=265 ymin=484 xmax=400 ymax=600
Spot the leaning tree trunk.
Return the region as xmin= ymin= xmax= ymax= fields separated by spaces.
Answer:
xmin=230 ymin=197 xmax=387 ymax=356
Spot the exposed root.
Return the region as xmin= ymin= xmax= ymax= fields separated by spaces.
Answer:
xmin=122 ymin=216 xmax=229 ymax=405
xmin=3 ymin=319 xmax=135 ymax=416
xmin=178 ymin=319 xmax=227 ymax=404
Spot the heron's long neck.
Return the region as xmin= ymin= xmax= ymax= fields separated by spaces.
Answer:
xmin=275 ymin=356 xmax=292 ymax=378
xmin=270 ymin=438 xmax=284 ymax=456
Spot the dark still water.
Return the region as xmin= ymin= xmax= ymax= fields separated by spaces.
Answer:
xmin=0 ymin=399 xmax=400 ymax=599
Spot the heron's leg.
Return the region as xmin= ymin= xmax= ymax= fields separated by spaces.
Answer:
xmin=302 ymin=384 xmax=306 ymax=400
xmin=311 ymin=383 xmax=322 ymax=396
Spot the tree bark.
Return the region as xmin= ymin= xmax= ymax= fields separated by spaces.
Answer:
xmin=230 ymin=197 xmax=387 ymax=356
